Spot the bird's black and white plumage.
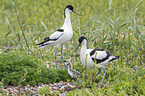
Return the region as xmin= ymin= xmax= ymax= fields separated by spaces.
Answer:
xmin=37 ymin=29 xmax=64 ymax=47
xmin=37 ymin=5 xmax=81 ymax=47
xmin=66 ymin=60 xmax=81 ymax=78
xmin=37 ymin=5 xmax=81 ymax=68
xmin=75 ymin=36 xmax=119 ymax=86
xmin=75 ymin=36 xmax=119 ymax=68
xmin=66 ymin=60 xmax=81 ymax=85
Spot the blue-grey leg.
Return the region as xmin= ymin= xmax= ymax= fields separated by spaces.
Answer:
xmin=92 ymin=68 xmax=101 ymax=84
xmin=61 ymin=45 xmax=66 ymax=68
xmin=95 ymin=68 xmax=101 ymax=79
xmin=75 ymin=78 xmax=82 ymax=86
xmin=101 ymin=67 xmax=106 ymax=84
xmin=55 ymin=47 xmax=58 ymax=69
xmin=75 ymin=78 xmax=78 ymax=85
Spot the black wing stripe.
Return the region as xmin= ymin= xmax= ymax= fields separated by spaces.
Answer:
xmin=90 ymin=48 xmax=105 ymax=56
xmin=37 ymin=33 xmax=63 ymax=46
xmin=108 ymin=56 xmax=119 ymax=62
xmin=57 ymin=29 xmax=64 ymax=32
xmin=49 ymin=33 xmax=63 ymax=41
xmin=44 ymin=37 xmax=49 ymax=42
xmin=91 ymin=50 xmax=112 ymax=64
xmin=37 ymin=37 xmax=49 ymax=45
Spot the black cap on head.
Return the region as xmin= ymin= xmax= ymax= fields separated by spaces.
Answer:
xmin=74 ymin=36 xmax=87 ymax=52
xmin=64 ymin=5 xmax=81 ymax=18
xmin=66 ymin=5 xmax=73 ymax=10
xmin=78 ymin=36 xmax=87 ymax=44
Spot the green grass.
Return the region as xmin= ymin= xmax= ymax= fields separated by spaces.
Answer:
xmin=0 ymin=0 xmax=145 ymax=95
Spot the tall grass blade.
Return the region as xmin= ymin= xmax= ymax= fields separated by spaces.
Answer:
xmin=5 ymin=31 xmax=12 ymax=37
xmin=11 ymin=0 xmax=35 ymax=56
xmin=5 ymin=17 xmax=10 ymax=25
xmin=11 ymin=0 xmax=15 ymax=6
xmin=41 ymin=21 xmax=48 ymax=31
xmin=135 ymin=0 xmax=143 ymax=8
xmin=109 ymin=0 xmax=113 ymax=10
xmin=134 ymin=0 xmax=143 ymax=14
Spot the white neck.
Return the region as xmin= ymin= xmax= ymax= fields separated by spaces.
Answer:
xmin=62 ymin=9 xmax=72 ymax=28
xmin=81 ymin=42 xmax=87 ymax=54
xmin=68 ymin=65 xmax=72 ymax=71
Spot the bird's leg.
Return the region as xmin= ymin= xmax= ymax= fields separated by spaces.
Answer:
xmin=95 ymin=68 xmax=101 ymax=79
xmin=75 ymin=77 xmax=82 ymax=86
xmin=55 ymin=47 xmax=58 ymax=69
xmin=75 ymin=77 xmax=78 ymax=85
xmin=61 ymin=45 xmax=66 ymax=68
xmin=101 ymin=67 xmax=106 ymax=84
xmin=92 ymin=72 xmax=94 ymax=85
xmin=99 ymin=67 xmax=106 ymax=88
xmin=92 ymin=68 xmax=101 ymax=83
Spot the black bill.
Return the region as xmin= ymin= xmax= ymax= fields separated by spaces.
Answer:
xmin=72 ymin=10 xmax=81 ymax=16
xmin=74 ymin=43 xmax=81 ymax=52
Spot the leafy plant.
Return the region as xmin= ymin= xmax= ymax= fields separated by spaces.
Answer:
xmin=56 ymin=68 xmax=71 ymax=82
xmin=37 ymin=85 xmax=51 ymax=95
xmin=0 ymin=52 xmax=70 ymax=86
xmin=0 ymin=0 xmax=144 ymax=95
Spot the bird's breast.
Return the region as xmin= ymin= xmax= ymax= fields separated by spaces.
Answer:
xmin=64 ymin=29 xmax=73 ymax=40
xmin=80 ymin=49 xmax=94 ymax=68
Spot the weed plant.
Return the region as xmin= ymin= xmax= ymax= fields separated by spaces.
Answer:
xmin=0 ymin=0 xmax=144 ymax=95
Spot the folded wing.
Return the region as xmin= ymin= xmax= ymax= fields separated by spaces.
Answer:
xmin=37 ymin=29 xmax=64 ymax=46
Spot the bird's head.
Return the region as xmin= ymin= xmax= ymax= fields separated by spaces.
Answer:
xmin=74 ymin=36 xmax=87 ymax=52
xmin=64 ymin=5 xmax=81 ymax=17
